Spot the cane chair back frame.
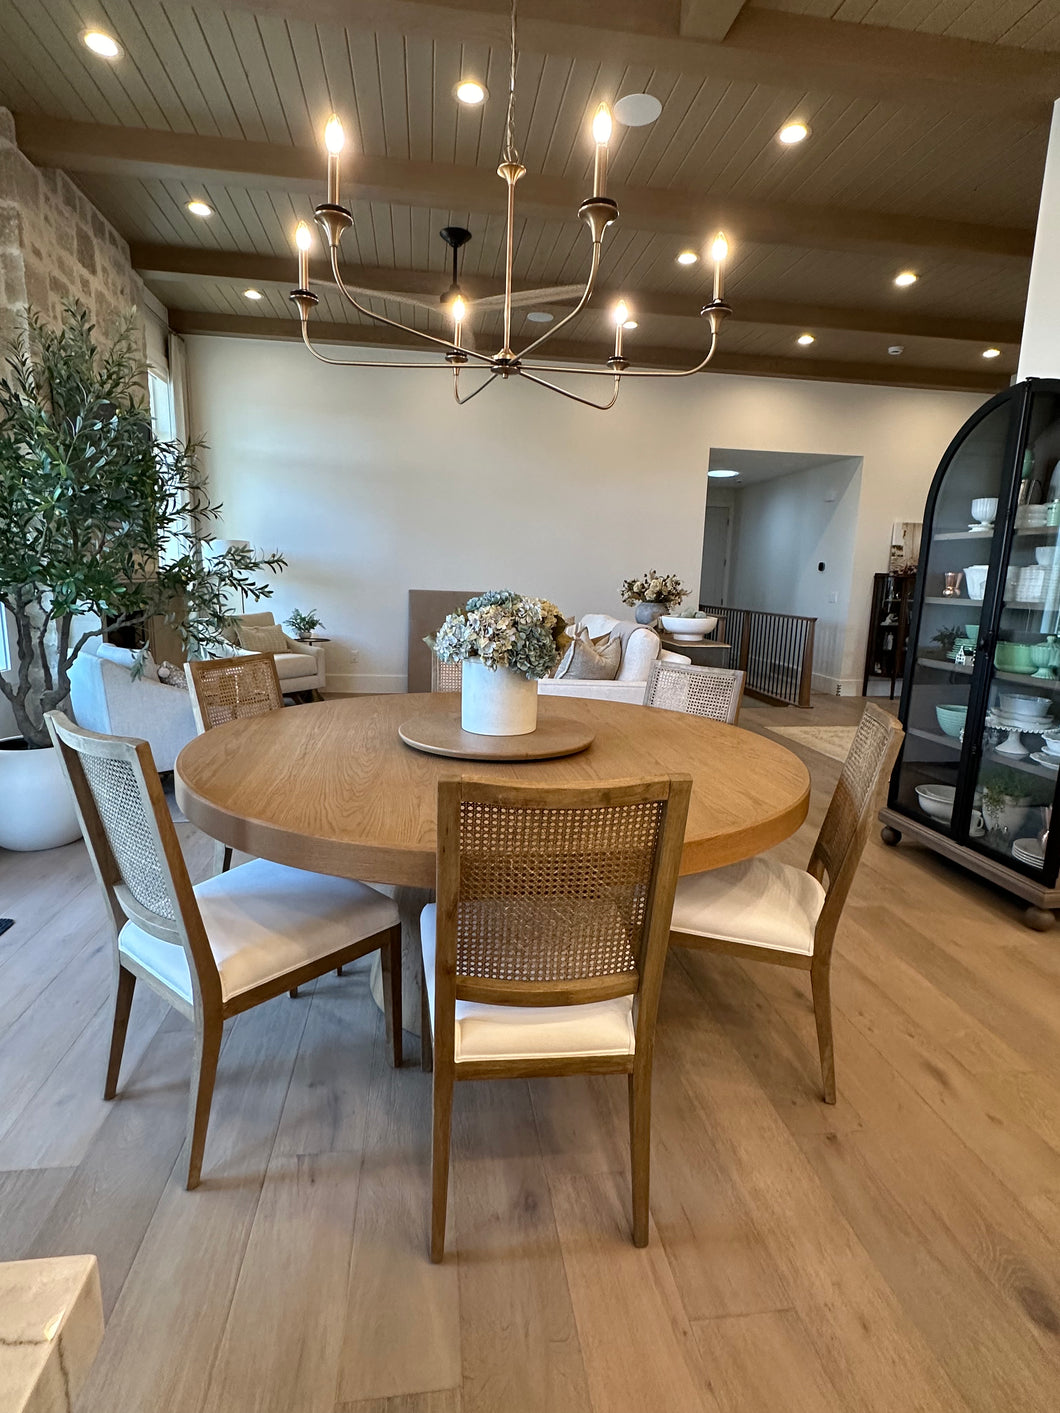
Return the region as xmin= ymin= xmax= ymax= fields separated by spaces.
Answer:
xmin=186 ymin=652 xmax=284 ymax=732
xmin=431 ymin=655 xmax=463 ymax=693
xmin=643 ymin=660 xmax=746 ymax=725
xmin=46 ymin=711 xmax=217 ymax=1018
xmin=807 ymin=704 xmax=904 ymax=966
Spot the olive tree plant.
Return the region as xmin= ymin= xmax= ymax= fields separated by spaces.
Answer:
xmin=0 ymin=302 xmax=285 ymax=748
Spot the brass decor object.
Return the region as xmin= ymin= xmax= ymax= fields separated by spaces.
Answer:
xmin=288 ymin=0 xmax=733 ymax=410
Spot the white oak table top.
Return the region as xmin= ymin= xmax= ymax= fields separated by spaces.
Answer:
xmin=175 ymin=694 xmax=811 ymax=890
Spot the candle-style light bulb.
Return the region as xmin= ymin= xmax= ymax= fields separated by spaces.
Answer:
xmin=613 ymin=300 xmax=628 ymax=357
xmin=451 ymin=295 xmax=466 ymax=346
xmin=591 ymin=102 xmax=613 ymax=199
xmin=295 ymin=220 xmax=312 ymax=288
xmin=711 ymin=231 xmax=728 ymax=302
xmin=324 ymin=114 xmax=345 ymax=204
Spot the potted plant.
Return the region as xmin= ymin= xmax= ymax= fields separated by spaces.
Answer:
xmin=284 ymin=608 xmax=324 ymax=641
xmin=978 ymin=765 xmax=1048 ymax=843
xmin=619 ymin=570 xmax=689 ymax=626
xmin=427 ymin=590 xmax=569 ymax=736
xmin=0 ymin=302 xmax=285 ymax=851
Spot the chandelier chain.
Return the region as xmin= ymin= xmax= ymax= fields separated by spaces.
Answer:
xmin=502 ymin=0 xmax=519 ymax=166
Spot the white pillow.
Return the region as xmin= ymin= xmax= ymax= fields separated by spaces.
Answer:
xmin=616 ymin=627 xmax=661 ymax=682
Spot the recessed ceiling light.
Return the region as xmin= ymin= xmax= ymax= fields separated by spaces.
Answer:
xmin=526 ymin=310 xmax=553 ymax=323
xmin=455 ymin=79 xmax=487 ymax=105
xmin=982 ymin=347 xmax=1002 ymax=359
xmin=708 ymin=469 xmax=740 ymax=479
xmin=186 ymin=199 xmax=213 ymax=218
xmin=82 ymin=29 xmax=121 ymax=59
xmin=613 ymin=93 xmax=662 ymax=127
xmin=888 ymin=345 xmax=905 ymax=356
xmin=676 ymin=250 xmax=698 ymax=266
xmin=623 ymin=320 xmax=637 ymax=330
xmin=894 ymin=271 xmax=918 ymax=287
xmin=797 ymin=333 xmax=815 ymax=346
xmin=778 ymin=122 xmax=810 ymax=145
xmin=243 ymin=288 xmax=263 ymax=300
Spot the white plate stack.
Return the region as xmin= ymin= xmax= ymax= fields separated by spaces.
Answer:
xmin=1012 ymin=837 xmax=1045 ymax=866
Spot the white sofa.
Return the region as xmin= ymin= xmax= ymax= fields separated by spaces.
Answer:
xmin=220 ymin=611 xmax=327 ymax=695
xmin=68 ymin=642 xmax=198 ymax=771
xmin=538 ymin=614 xmax=690 ymax=705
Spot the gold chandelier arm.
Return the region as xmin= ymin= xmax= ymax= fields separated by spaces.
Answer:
xmin=525 ymin=317 xmax=723 ymax=379
xmin=514 ymin=240 xmax=603 ymax=361
xmin=329 ymin=246 xmax=495 ymax=366
xmin=298 ymin=319 xmax=454 ymax=369
xmin=517 ymin=368 xmax=620 ymax=410
xmin=453 ymin=368 xmax=499 ymax=404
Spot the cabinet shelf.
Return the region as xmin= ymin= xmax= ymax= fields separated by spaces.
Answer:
xmin=915 ymin=655 xmax=1060 ymax=689
xmin=933 ymin=527 xmax=1059 ymax=541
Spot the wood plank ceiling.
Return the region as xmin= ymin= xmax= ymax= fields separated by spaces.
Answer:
xmin=1 ymin=0 xmax=1058 ymax=391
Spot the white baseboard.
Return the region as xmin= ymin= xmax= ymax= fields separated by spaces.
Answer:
xmin=326 ymin=671 xmax=407 ymax=694
xmin=811 ymin=672 xmax=862 ymax=697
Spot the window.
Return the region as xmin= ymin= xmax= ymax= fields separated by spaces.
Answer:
xmin=0 ymin=609 xmax=10 ymax=674
xmin=148 ymin=368 xmax=176 ymax=442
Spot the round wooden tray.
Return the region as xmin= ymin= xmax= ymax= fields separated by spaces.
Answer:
xmin=398 ymin=710 xmax=595 ymax=761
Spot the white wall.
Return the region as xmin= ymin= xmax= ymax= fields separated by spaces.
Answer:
xmin=187 ymin=335 xmax=984 ymax=694
xmin=727 ymin=458 xmax=862 ymax=690
xmin=1019 ymin=98 xmax=1060 ymax=381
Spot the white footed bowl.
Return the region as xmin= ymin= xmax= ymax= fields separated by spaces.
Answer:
xmin=659 ymin=615 xmax=718 ymax=640
xmin=971 ymin=497 xmax=998 ymax=524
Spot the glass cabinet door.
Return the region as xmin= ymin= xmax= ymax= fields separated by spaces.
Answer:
xmin=966 ymin=386 xmax=1060 ymax=882
xmin=890 ymin=393 xmax=1016 ymax=840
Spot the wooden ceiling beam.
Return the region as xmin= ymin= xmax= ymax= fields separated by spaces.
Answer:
xmin=167 ymin=307 xmax=1006 ymax=394
xmin=206 ymin=0 xmax=1060 ymax=121
xmin=133 ymin=243 xmax=1024 ymax=346
xmin=680 ymin=1 xmax=748 ymax=44
xmin=18 ymin=116 xmax=1033 ymax=262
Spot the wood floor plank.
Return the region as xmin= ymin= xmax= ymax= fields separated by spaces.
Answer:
xmin=693 ymin=1309 xmax=844 ymax=1413
xmin=454 ymin=1080 xmax=591 ymax=1413
xmin=528 ymin=1072 xmax=629 ymax=1179
xmin=337 ymin=1393 xmax=463 ymax=1412
xmin=74 ymin=996 xmax=311 ymax=1412
xmin=662 ymin=960 xmax=969 ymax=1413
xmin=549 ymin=1169 xmax=721 ymax=1413
xmin=0 ymin=1166 xmax=74 ymax=1260
xmin=334 ymin=1054 xmax=461 ymax=1403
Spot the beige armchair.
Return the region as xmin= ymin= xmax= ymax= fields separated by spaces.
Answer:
xmin=220 ymin=611 xmax=326 ymax=695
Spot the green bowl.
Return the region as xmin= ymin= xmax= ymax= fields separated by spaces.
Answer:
xmin=964 ymin=625 xmax=979 ymax=643
xmin=935 ymin=704 xmax=967 ymax=738
xmin=996 ymin=641 xmax=1035 ymax=673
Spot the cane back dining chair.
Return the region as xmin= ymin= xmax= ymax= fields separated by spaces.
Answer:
xmin=668 ymin=704 xmax=903 ymax=1103
xmin=185 ymin=652 xmax=284 ymax=732
xmin=46 ymin=711 xmax=403 ymax=1189
xmin=185 ymin=653 xmax=284 ymax=877
xmin=430 ymin=654 xmax=463 ymax=692
xmin=643 ymin=660 xmax=746 ymax=725
xmin=421 ymin=773 xmax=691 ymax=1260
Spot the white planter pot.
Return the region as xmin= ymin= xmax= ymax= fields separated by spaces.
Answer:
xmin=0 ymin=738 xmax=81 ymax=851
xmin=461 ymin=659 xmax=538 ymax=736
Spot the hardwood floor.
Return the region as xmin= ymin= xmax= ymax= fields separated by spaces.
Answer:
xmin=1 ymin=694 xmax=1058 ymax=1412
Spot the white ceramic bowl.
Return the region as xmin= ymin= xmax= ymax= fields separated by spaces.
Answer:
xmin=1036 ymin=546 xmax=1056 ymax=566
xmin=971 ymin=497 xmax=998 ymax=525
xmin=915 ymin=784 xmax=955 ymax=822
xmin=659 ymin=615 xmax=718 ymax=640
xmin=1043 ymin=735 xmax=1060 ymax=757
xmin=999 ymin=693 xmax=1052 ymax=720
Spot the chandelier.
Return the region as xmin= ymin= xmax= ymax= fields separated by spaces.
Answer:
xmin=289 ymin=0 xmax=733 ymax=410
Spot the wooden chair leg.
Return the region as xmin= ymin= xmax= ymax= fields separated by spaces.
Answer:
xmin=381 ymin=925 xmax=403 ymax=1068
xmin=186 ymin=1016 xmax=223 ymax=1190
xmin=336 ymin=965 xmax=343 ymax=976
xmin=430 ymin=1065 xmax=455 ymax=1263
xmin=628 ymin=1063 xmax=652 ymax=1248
xmin=104 ymin=965 xmax=137 ymax=1100
xmin=289 ymin=987 xmax=300 ymax=998
xmin=810 ymin=961 xmax=836 ymax=1105
xmin=420 ymin=958 xmax=433 ymax=1074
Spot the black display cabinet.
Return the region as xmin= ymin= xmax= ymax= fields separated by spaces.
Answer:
xmin=862 ymin=571 xmax=916 ymax=699
xmin=880 ymin=378 xmax=1060 ymax=930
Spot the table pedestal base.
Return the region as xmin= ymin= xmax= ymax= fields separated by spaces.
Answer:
xmin=369 ymin=884 xmax=433 ymax=1037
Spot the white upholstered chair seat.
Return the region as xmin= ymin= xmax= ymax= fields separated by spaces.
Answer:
xmin=119 ymin=858 xmax=399 ymax=1003
xmin=420 ymin=904 xmax=636 ymax=1063
xmin=670 ymin=857 xmax=826 ymax=956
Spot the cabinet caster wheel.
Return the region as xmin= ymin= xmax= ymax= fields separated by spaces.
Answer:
xmin=1023 ymin=906 xmax=1055 ymax=932
xmin=881 ymin=826 xmax=902 ymax=847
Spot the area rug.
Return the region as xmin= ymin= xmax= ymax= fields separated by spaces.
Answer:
xmin=770 ymin=725 xmax=858 ymax=764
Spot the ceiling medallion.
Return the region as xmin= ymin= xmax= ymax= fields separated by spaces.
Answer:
xmin=289 ymin=0 xmax=733 ymax=409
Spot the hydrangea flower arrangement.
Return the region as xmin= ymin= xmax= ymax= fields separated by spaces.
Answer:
xmin=428 ymin=590 xmax=570 ymax=680
xmin=619 ymin=570 xmax=689 ymax=607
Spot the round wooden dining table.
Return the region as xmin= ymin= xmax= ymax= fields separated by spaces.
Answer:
xmin=175 ymin=693 xmax=811 ymax=1031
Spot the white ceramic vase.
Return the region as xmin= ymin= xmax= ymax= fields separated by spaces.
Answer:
xmin=0 ymin=737 xmax=81 ymax=851
xmin=461 ymin=658 xmax=538 ymax=736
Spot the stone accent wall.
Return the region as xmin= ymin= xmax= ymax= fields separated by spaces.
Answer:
xmin=0 ymin=107 xmax=145 ymax=349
